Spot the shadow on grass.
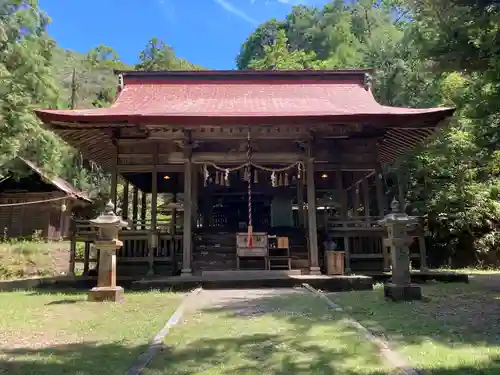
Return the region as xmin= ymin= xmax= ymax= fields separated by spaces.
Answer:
xmin=0 ymin=342 xmax=149 ymax=375
xmin=1 ymin=330 xmax=499 ymax=375
xmin=45 ymin=298 xmax=82 ymax=305
xmin=2 ymin=287 xmax=500 ymax=375
xmin=189 ymin=289 xmax=500 ymax=375
xmin=330 ymin=282 xmax=500 ymax=346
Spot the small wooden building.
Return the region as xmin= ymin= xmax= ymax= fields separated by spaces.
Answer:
xmin=0 ymin=158 xmax=91 ymax=240
xmin=35 ymin=69 xmax=454 ymax=276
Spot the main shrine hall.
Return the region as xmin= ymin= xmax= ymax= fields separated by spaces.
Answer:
xmin=35 ymin=69 xmax=454 ymax=277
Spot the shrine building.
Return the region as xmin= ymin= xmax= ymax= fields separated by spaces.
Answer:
xmin=35 ymin=69 xmax=454 ymax=277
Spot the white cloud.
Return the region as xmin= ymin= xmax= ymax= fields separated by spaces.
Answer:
xmin=213 ymin=0 xmax=259 ymax=25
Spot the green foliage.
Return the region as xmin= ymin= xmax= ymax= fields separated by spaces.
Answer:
xmin=0 ymin=239 xmax=70 ymax=279
xmin=248 ymin=30 xmax=321 ymax=70
xmin=239 ymin=0 xmax=500 ymax=266
xmin=135 ymin=37 xmax=203 ymax=71
xmin=0 ymin=0 xmax=62 ymax=173
xmin=0 ymin=1 xmax=203 ymax=220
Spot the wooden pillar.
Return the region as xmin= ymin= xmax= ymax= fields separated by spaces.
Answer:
xmin=140 ymin=190 xmax=147 ymax=230
xmin=343 ymin=188 xmax=351 ymax=274
xmin=297 ymin=177 xmax=305 ymax=228
xmin=148 ymin=147 xmax=158 ymax=275
xmin=181 ymin=144 xmax=193 ymax=275
xmin=172 ymin=177 xmax=178 ymax=235
xmin=375 ymin=167 xmax=385 ymax=217
xmin=306 ymin=158 xmax=320 ymax=275
xmin=83 ymin=242 xmax=91 ymax=275
xmin=362 ymin=177 xmax=370 ymax=222
xmin=122 ymin=180 xmax=129 ymax=220
xmin=132 ymin=186 xmax=139 ymax=229
xmin=353 ymin=182 xmax=361 ymax=218
xmin=375 ymin=167 xmax=390 ymax=271
xmin=191 ymin=165 xmax=198 ymax=228
xmin=69 ymin=220 xmax=76 ymax=276
xmin=336 ymin=169 xmax=350 ymax=273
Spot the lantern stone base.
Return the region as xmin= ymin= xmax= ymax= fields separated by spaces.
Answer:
xmin=384 ymin=283 xmax=422 ymax=301
xmin=309 ymin=266 xmax=322 ymax=276
xmin=88 ymin=286 xmax=124 ymax=303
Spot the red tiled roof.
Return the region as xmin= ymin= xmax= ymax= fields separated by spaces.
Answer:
xmin=35 ymin=70 xmax=454 ymax=126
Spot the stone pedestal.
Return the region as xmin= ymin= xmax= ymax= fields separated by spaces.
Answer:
xmin=379 ymin=198 xmax=422 ymax=302
xmin=384 ymin=283 xmax=422 ymax=301
xmin=87 ymin=202 xmax=127 ymax=303
xmin=88 ymin=286 xmax=125 ymax=302
xmin=309 ymin=266 xmax=322 ymax=276
xmin=88 ymin=240 xmax=125 ymax=302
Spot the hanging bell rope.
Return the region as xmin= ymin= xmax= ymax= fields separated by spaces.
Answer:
xmin=246 ymin=128 xmax=253 ymax=248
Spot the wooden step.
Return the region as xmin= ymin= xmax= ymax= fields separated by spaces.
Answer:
xmin=201 ymin=269 xmax=302 ymax=277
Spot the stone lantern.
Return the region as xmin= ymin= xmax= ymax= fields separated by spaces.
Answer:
xmin=378 ymin=198 xmax=422 ymax=301
xmin=88 ymin=201 xmax=128 ymax=303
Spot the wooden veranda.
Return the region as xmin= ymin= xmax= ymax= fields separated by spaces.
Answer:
xmin=35 ymin=69 xmax=454 ymax=277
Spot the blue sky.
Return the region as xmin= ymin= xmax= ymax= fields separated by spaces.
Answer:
xmin=39 ymin=0 xmax=329 ymax=69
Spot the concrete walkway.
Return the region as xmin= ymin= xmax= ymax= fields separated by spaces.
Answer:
xmin=183 ymin=287 xmax=304 ymax=314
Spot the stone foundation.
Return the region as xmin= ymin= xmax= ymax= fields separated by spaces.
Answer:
xmin=88 ymin=286 xmax=125 ymax=303
xmin=384 ymin=283 xmax=422 ymax=301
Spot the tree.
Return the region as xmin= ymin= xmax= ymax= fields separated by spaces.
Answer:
xmin=86 ymin=45 xmax=124 ymax=69
xmin=0 ymin=0 xmax=66 ymax=176
xmin=248 ymin=30 xmax=320 ymax=70
xmin=135 ymin=37 xmax=203 ymax=71
xmin=239 ymin=0 xmax=500 ymax=266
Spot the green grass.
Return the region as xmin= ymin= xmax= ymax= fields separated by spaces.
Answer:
xmin=0 ymin=290 xmax=182 ymax=375
xmin=330 ymin=283 xmax=500 ymax=374
xmin=0 ymin=240 xmax=72 ymax=280
xmin=144 ymin=291 xmax=394 ymax=375
xmin=435 ymin=267 xmax=500 ymax=275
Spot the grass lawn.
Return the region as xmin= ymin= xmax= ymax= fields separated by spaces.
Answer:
xmin=0 ymin=290 xmax=182 ymax=375
xmin=144 ymin=290 xmax=396 ymax=375
xmin=330 ymin=282 xmax=500 ymax=375
xmin=435 ymin=267 xmax=500 ymax=275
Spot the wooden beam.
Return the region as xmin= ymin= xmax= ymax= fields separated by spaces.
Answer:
xmin=119 ymin=152 xmax=302 ymax=164
xmin=117 ymin=161 xmax=379 ymax=173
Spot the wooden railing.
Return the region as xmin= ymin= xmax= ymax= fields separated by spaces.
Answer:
xmin=323 ymin=216 xmax=426 ymax=271
xmin=327 ymin=216 xmax=384 ymax=231
xmin=72 ymin=219 xmax=182 ymax=263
